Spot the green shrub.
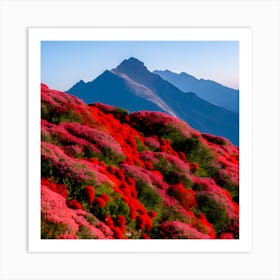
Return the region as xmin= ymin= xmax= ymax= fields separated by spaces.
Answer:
xmin=115 ymin=107 xmax=129 ymax=119
xmin=97 ymin=147 xmax=125 ymax=166
xmin=41 ymin=214 xmax=70 ymax=239
xmin=195 ymin=194 xmax=231 ymax=235
xmin=159 ymin=125 xmax=187 ymax=146
xmin=174 ymin=137 xmax=217 ymax=178
xmin=135 ymin=181 xmax=164 ymax=222
xmin=135 ymin=136 xmax=146 ymax=152
xmin=41 ymin=102 xmax=82 ymax=125
xmin=160 ymin=205 xmax=190 ymax=223
xmin=213 ymin=173 xmax=239 ymax=203
xmin=76 ymin=225 xmax=95 ymax=239
xmin=153 ymin=157 xmax=193 ymax=189
xmin=90 ymin=184 xmax=130 ymax=220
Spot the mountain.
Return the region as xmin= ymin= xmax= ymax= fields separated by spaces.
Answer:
xmin=154 ymin=69 xmax=239 ymax=113
xmin=41 ymin=83 xmax=239 ymax=239
xmin=68 ymin=57 xmax=239 ymax=145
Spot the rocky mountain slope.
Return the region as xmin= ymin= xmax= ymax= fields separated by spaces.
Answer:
xmin=154 ymin=69 xmax=239 ymax=113
xmin=67 ymin=58 xmax=239 ymax=145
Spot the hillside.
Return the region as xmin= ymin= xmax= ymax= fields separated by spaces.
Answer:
xmin=41 ymin=83 xmax=239 ymax=239
xmin=67 ymin=57 xmax=239 ymax=146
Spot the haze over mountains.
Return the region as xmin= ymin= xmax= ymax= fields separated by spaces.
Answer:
xmin=154 ymin=70 xmax=239 ymax=113
xmin=67 ymin=57 xmax=239 ymax=145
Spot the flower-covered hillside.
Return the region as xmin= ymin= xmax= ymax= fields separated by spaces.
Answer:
xmin=41 ymin=83 xmax=239 ymax=239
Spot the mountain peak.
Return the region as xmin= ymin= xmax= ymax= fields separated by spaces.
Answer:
xmin=116 ymin=57 xmax=148 ymax=73
xmin=123 ymin=57 xmax=144 ymax=66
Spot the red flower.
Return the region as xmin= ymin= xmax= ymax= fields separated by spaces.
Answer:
xmin=136 ymin=215 xmax=146 ymax=230
xmin=114 ymin=169 xmax=125 ymax=181
xmin=106 ymin=166 xmax=115 ymax=174
xmin=144 ymin=161 xmax=154 ymax=170
xmin=191 ymin=162 xmax=199 ymax=172
xmin=219 ymin=232 xmax=234 ymax=239
xmin=100 ymin=193 xmax=110 ymax=202
xmin=104 ymin=214 xmax=114 ymax=228
xmin=141 ymin=233 xmax=150 ymax=239
xmin=116 ymin=215 xmax=126 ymax=232
xmin=177 ymin=151 xmax=187 ymax=161
xmin=41 ymin=179 xmax=57 ymax=193
xmin=129 ymin=206 xmax=137 ymax=220
xmin=83 ymin=186 xmax=95 ymax=204
xmin=145 ymin=216 xmax=153 ymax=231
xmin=95 ymin=197 xmax=106 ymax=208
xmin=149 ymin=210 xmax=157 ymax=218
xmin=66 ymin=199 xmax=83 ymax=210
xmin=168 ymin=183 xmax=197 ymax=210
xmin=127 ymin=177 xmax=136 ymax=188
xmin=228 ymin=155 xmax=238 ymax=164
xmin=56 ymin=184 xmax=68 ymax=198
xmin=112 ymin=226 xmax=123 ymax=239
xmin=90 ymin=158 xmax=99 ymax=165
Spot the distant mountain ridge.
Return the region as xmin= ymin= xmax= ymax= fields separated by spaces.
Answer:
xmin=67 ymin=57 xmax=239 ymax=145
xmin=154 ymin=69 xmax=239 ymax=113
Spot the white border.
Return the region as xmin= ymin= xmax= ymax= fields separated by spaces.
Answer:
xmin=28 ymin=27 xmax=252 ymax=253
xmin=1 ymin=1 xmax=279 ymax=279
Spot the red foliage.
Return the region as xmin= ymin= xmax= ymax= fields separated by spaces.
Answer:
xmin=95 ymin=197 xmax=106 ymax=208
xmin=41 ymin=179 xmax=68 ymax=198
xmin=127 ymin=177 xmax=136 ymax=188
xmin=56 ymin=184 xmax=68 ymax=198
xmin=168 ymin=183 xmax=197 ymax=210
xmin=41 ymin=178 xmax=57 ymax=193
xmin=104 ymin=214 xmax=114 ymax=228
xmin=191 ymin=162 xmax=199 ymax=172
xmin=136 ymin=215 xmax=146 ymax=230
xmin=177 ymin=151 xmax=187 ymax=161
xmin=114 ymin=169 xmax=125 ymax=181
xmin=106 ymin=166 xmax=115 ymax=173
xmin=149 ymin=210 xmax=157 ymax=218
xmin=219 ymin=232 xmax=234 ymax=239
xmin=141 ymin=233 xmax=150 ymax=239
xmin=145 ymin=216 xmax=153 ymax=231
xmin=100 ymin=193 xmax=110 ymax=202
xmin=66 ymin=199 xmax=83 ymax=210
xmin=129 ymin=205 xmax=137 ymax=220
xmin=115 ymin=215 xmax=126 ymax=232
xmin=228 ymin=155 xmax=238 ymax=164
xmin=41 ymin=84 xmax=240 ymax=240
xmin=83 ymin=186 xmax=95 ymax=204
xmin=144 ymin=161 xmax=154 ymax=170
xmin=112 ymin=226 xmax=123 ymax=239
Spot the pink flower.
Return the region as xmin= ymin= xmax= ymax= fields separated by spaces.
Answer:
xmin=219 ymin=232 xmax=234 ymax=239
xmin=63 ymin=122 xmax=125 ymax=159
xmin=57 ymin=234 xmax=78 ymax=239
xmin=159 ymin=221 xmax=211 ymax=239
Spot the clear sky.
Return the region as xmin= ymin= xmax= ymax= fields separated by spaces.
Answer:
xmin=41 ymin=41 xmax=239 ymax=91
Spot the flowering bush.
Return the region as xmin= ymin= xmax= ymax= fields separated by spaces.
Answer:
xmin=168 ymin=183 xmax=197 ymax=211
xmin=95 ymin=197 xmax=106 ymax=208
xmin=82 ymin=186 xmax=95 ymax=204
xmin=159 ymin=221 xmax=211 ymax=239
xmin=40 ymin=84 xmax=239 ymax=239
xmin=67 ymin=199 xmax=83 ymax=210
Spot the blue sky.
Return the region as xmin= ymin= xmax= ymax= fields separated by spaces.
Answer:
xmin=41 ymin=41 xmax=239 ymax=91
